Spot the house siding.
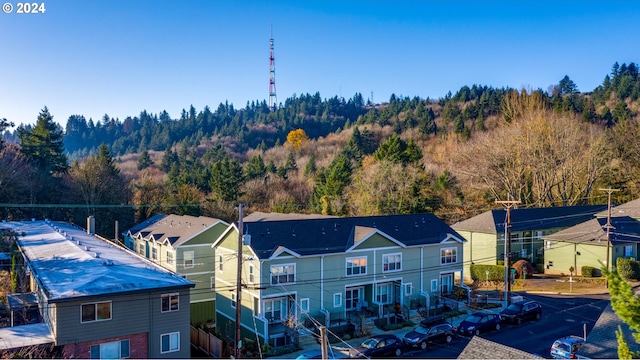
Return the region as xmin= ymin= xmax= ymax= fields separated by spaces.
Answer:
xmin=544 ymin=242 xmax=606 ymax=276
xmin=52 ymin=290 xmax=191 ymax=359
xmin=61 ymin=332 xmax=148 ymax=359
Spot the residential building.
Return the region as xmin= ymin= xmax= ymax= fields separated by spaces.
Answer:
xmin=123 ymin=214 xmax=229 ymax=325
xmin=212 ymin=213 xmax=465 ymax=348
xmin=451 ymin=205 xmax=606 ymax=279
xmin=2 ymin=219 xmax=194 ymax=358
xmin=543 ymin=199 xmax=640 ymax=275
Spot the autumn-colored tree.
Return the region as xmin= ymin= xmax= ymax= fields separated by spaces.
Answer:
xmin=286 ymin=128 xmax=310 ymax=150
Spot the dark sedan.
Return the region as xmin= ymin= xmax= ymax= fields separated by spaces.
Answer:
xmin=457 ymin=311 xmax=501 ymax=336
xmin=499 ymin=300 xmax=542 ymax=325
xmin=349 ymin=334 xmax=403 ymax=358
xmin=402 ymin=322 xmax=457 ymax=350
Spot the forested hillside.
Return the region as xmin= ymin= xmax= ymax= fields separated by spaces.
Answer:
xmin=1 ymin=62 xmax=640 ymax=237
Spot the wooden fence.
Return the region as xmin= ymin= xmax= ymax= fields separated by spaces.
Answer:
xmin=190 ymin=325 xmax=222 ymax=358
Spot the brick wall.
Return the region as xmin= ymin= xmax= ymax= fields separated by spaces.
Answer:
xmin=61 ymin=332 xmax=148 ymax=359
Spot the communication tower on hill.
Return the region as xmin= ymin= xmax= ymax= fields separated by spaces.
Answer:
xmin=268 ymin=25 xmax=277 ymax=111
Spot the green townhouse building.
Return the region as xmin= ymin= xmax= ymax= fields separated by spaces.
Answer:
xmin=451 ymin=205 xmax=606 ymax=280
xmin=212 ymin=213 xmax=465 ymax=348
xmin=543 ymin=198 xmax=640 ymax=275
xmin=123 ymin=214 xmax=229 ymax=326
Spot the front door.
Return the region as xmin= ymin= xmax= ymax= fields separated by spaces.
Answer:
xmin=440 ymin=274 xmax=453 ymax=294
xmin=346 ymin=287 xmax=363 ymax=311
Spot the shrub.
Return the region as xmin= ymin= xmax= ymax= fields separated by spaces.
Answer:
xmin=616 ymin=257 xmax=640 ymax=280
xmin=581 ymin=266 xmax=595 ymax=277
xmin=470 ymin=264 xmax=504 ymax=281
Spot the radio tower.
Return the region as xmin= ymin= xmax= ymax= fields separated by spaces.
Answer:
xmin=268 ymin=25 xmax=277 ymax=111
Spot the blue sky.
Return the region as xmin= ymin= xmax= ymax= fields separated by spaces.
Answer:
xmin=1 ymin=1 xmax=639 ymax=129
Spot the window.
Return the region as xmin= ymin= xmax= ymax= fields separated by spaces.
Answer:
xmin=184 ymin=251 xmax=194 ymax=269
xmin=160 ymin=332 xmax=180 ymax=354
xmin=249 ymin=264 xmax=255 ymax=283
xmin=440 ymin=248 xmax=457 ymax=264
xmin=333 ymin=293 xmax=342 ymax=307
xmin=138 ymin=242 xmax=145 ymax=256
xmin=210 ymin=276 xmax=215 ymax=290
xmin=511 ymin=233 xmax=520 ymax=242
xmin=382 ymin=253 xmax=401 ymax=272
xmin=625 ymin=245 xmax=633 ymax=257
xmin=404 ymin=283 xmax=413 ymax=296
xmin=90 ymin=340 xmax=130 ymax=359
xmin=270 ymin=264 xmax=295 ymax=285
xmin=151 ymin=245 xmax=158 ymax=261
xmin=263 ymin=298 xmax=283 ymax=321
xmin=546 ymin=241 xmax=553 ymax=249
xmin=161 ymin=293 xmax=179 ymax=312
xmin=430 ymin=279 xmax=438 ymax=292
xmin=375 ymin=284 xmax=391 ymax=304
xmin=231 ymin=293 xmax=236 ymax=308
xmin=300 ymin=298 xmax=310 ymax=313
xmin=346 ymin=256 xmax=367 ymax=276
xmin=166 ymin=250 xmax=174 ymax=265
xmin=81 ymin=301 xmax=112 ymax=323
xmin=218 ymin=255 xmax=223 ymax=272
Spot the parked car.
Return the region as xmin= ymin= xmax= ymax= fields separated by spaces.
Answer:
xmin=348 ymin=334 xmax=403 ymax=358
xmin=457 ymin=311 xmax=501 ymax=336
xmin=499 ymin=300 xmax=542 ymax=324
xmin=550 ymin=335 xmax=585 ymax=359
xmin=402 ymin=320 xmax=457 ymax=350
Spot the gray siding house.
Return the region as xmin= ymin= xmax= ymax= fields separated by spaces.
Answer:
xmin=4 ymin=219 xmax=194 ymax=359
xmin=212 ymin=213 xmax=465 ymax=348
xmin=452 ymin=205 xmax=606 ymax=279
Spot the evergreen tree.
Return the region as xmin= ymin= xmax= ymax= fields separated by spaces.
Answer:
xmin=245 ymin=154 xmax=267 ymax=180
xmin=374 ymin=133 xmax=406 ymax=164
xmin=285 ymin=151 xmax=297 ymax=171
xmin=0 ymin=118 xmax=14 ymax=150
xmin=266 ymin=160 xmax=277 ymax=173
xmin=17 ymin=107 xmax=68 ymax=174
xmin=161 ymin=147 xmax=178 ymax=173
xmin=603 ymin=266 xmax=640 ymax=359
xmin=137 ymin=150 xmax=152 ymax=170
xmin=209 ymin=156 xmax=244 ymax=201
xmin=303 ymin=155 xmax=317 ymax=177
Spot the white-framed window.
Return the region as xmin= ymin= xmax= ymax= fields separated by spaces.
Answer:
xmin=440 ymin=248 xmax=457 ymax=264
xmin=81 ymin=301 xmax=112 ymax=323
xmin=90 ymin=339 xmax=130 ymax=359
xmin=218 ymin=255 xmax=224 ymax=272
xmin=166 ymin=250 xmax=174 ymax=265
xmin=382 ymin=253 xmax=401 ymax=272
xmin=249 ymin=264 xmax=255 ymax=283
xmin=210 ymin=276 xmax=215 ymax=290
xmin=300 ymin=298 xmax=310 ymax=313
xmin=151 ymin=245 xmax=158 ymax=261
xmin=183 ymin=251 xmax=194 ymax=269
xmin=430 ymin=279 xmax=438 ymax=292
xmin=161 ymin=293 xmax=179 ymax=313
xmin=231 ymin=293 xmax=236 ymax=308
xmin=546 ymin=241 xmax=553 ymax=249
xmin=346 ymin=256 xmax=367 ymax=276
xmin=511 ymin=233 xmax=520 ymax=242
xmin=263 ymin=298 xmax=283 ymax=321
xmin=333 ymin=293 xmax=342 ymax=307
xmin=270 ymin=264 xmax=295 ymax=285
xmin=160 ymin=332 xmax=180 ymax=354
xmin=404 ymin=283 xmax=413 ymax=296
xmin=625 ymin=245 xmax=633 ymax=257
xmin=375 ymin=284 xmax=391 ymax=304
xmin=138 ymin=242 xmax=145 ymax=256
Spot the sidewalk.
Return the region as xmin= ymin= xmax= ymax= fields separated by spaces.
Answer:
xmin=279 ymin=302 xmax=505 ymax=359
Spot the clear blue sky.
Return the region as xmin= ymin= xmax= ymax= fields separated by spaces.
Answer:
xmin=1 ymin=0 xmax=639 ymax=129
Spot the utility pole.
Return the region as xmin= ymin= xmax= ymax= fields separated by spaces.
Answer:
xmin=319 ymin=326 xmax=328 ymax=360
xmin=600 ymin=188 xmax=619 ymax=277
xmin=496 ymin=199 xmax=521 ymax=306
xmin=235 ymin=203 xmax=244 ymax=359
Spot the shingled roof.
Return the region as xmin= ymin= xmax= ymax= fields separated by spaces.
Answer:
xmin=544 ymin=215 xmax=640 ymax=246
xmin=452 ymin=205 xmax=607 ymax=234
xmin=240 ymin=213 xmax=463 ymax=259
xmin=127 ymin=214 xmax=226 ymax=247
xmin=458 ymin=336 xmax=541 ymax=359
xmin=597 ymin=197 xmax=640 ymax=218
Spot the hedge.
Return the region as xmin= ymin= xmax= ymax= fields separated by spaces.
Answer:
xmin=581 ymin=266 xmax=596 ymax=277
xmin=616 ymin=257 xmax=640 ymax=280
xmin=470 ymin=264 xmax=505 ymax=281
